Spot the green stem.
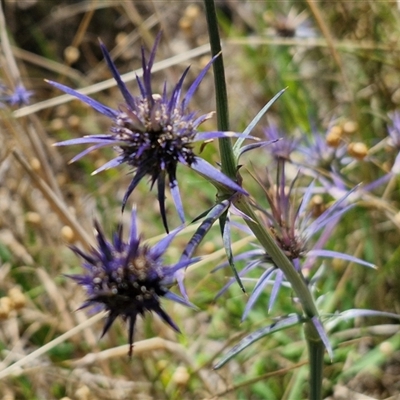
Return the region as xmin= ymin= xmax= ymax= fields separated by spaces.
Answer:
xmin=203 ymin=0 xmax=237 ymax=181
xmin=234 ymin=195 xmax=324 ymax=400
xmin=203 ymin=1 xmax=324 ymax=398
xmin=305 ymin=322 xmax=325 ymax=400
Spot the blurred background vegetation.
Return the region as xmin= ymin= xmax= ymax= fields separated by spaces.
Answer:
xmin=0 ymin=0 xmax=400 ymax=399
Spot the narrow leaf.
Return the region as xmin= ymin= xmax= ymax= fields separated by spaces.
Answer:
xmin=214 ymin=314 xmax=302 ymax=369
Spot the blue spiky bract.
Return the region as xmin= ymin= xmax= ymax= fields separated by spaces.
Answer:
xmin=68 ymin=208 xmax=196 ymax=357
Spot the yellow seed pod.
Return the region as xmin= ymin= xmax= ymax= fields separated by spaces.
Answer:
xmin=67 ymin=115 xmax=80 ymax=129
xmin=342 ymin=120 xmax=359 ymax=135
xmin=64 ymin=46 xmax=80 ymax=64
xmin=185 ymin=4 xmax=201 ymax=20
xmin=30 ymin=157 xmax=41 ymax=171
xmin=49 ymin=118 xmax=64 ymax=131
xmin=75 ymin=385 xmax=92 ymax=400
xmin=172 ymin=366 xmax=190 ymax=386
xmin=115 ymin=32 xmax=128 ymax=47
xmin=202 ymin=241 xmax=216 ymax=254
xmin=348 ymin=142 xmax=368 ymax=160
xmin=8 ymin=287 xmax=26 ymax=310
xmin=61 ymin=225 xmax=75 ymax=244
xmin=26 ymin=211 xmax=41 ymax=225
xmin=326 ymin=125 xmax=343 ymax=148
xmin=179 ymin=16 xmax=192 ymax=32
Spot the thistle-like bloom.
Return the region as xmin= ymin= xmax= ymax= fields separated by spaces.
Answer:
xmin=47 ymin=34 xmax=246 ymax=232
xmin=216 ymin=162 xmax=374 ymax=317
xmin=0 ymin=83 xmax=33 ymax=107
xmin=68 ymin=208 xmax=197 ymax=356
xmin=299 ymin=126 xmax=347 ymax=174
xmin=263 ymin=123 xmax=299 ymax=161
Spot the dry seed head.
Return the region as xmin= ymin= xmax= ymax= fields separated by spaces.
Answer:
xmin=115 ymin=32 xmax=128 ymax=46
xmin=64 ymin=46 xmax=80 ymax=64
xmin=202 ymin=241 xmax=216 ymax=254
xmin=379 ymin=341 xmax=394 ymax=356
xmin=30 ymin=158 xmax=41 ymax=171
xmin=75 ymin=385 xmax=92 ymax=400
xmin=8 ymin=287 xmax=26 ymax=310
xmin=185 ymin=4 xmax=201 ymax=19
xmin=26 ymin=211 xmax=41 ymax=225
xmin=67 ymin=115 xmax=80 ymax=129
xmin=342 ymin=120 xmax=358 ymax=135
xmin=180 ymin=5 xmax=201 ymax=33
xmin=179 ymin=16 xmax=192 ymax=32
xmin=49 ymin=118 xmax=64 ymax=131
xmin=61 ymin=225 xmax=75 ymax=243
xmin=348 ymin=142 xmax=368 ymax=160
xmin=172 ymin=366 xmax=190 ymax=386
xmin=326 ymin=125 xmax=343 ymax=148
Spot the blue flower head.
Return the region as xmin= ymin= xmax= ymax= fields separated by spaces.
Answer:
xmin=216 ymin=162 xmax=374 ymax=317
xmin=47 ymin=33 xmax=245 ymax=232
xmin=0 ymin=83 xmax=33 ymax=107
xmin=68 ymin=208 xmax=197 ymax=356
xmin=263 ymin=123 xmax=299 ymax=161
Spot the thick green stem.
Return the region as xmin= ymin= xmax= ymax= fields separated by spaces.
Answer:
xmin=305 ymin=322 xmax=325 ymax=400
xmin=203 ymin=1 xmax=324 ymax=398
xmin=234 ymin=195 xmax=324 ymax=399
xmin=203 ymin=0 xmax=237 ymax=181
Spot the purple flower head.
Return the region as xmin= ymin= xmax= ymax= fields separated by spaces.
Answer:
xmin=263 ymin=123 xmax=298 ymax=161
xmin=217 ymin=164 xmax=374 ymax=317
xmin=299 ymin=125 xmax=347 ymax=173
xmin=47 ymin=33 xmax=246 ymax=232
xmin=68 ymin=208 xmax=196 ymax=357
xmin=258 ymin=163 xmax=354 ymax=261
xmin=0 ymin=83 xmax=33 ymax=107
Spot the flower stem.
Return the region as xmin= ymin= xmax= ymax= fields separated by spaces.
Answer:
xmin=203 ymin=0 xmax=237 ymax=181
xmin=234 ymin=195 xmax=324 ymax=400
xmin=203 ymin=1 xmax=324 ymax=398
xmin=305 ymin=322 xmax=325 ymax=400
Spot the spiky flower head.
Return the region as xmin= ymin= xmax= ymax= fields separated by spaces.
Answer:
xmin=263 ymin=123 xmax=299 ymax=161
xmin=0 ymin=83 xmax=33 ymax=107
xmin=68 ymin=208 xmax=196 ymax=356
xmin=217 ymin=162 xmax=374 ymax=317
xmin=256 ymin=162 xmax=355 ymax=262
xmin=47 ymin=33 xmax=246 ymax=232
xmin=298 ymin=125 xmax=347 ymax=174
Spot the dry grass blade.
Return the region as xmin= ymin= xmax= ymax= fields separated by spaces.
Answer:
xmin=0 ymin=1 xmax=21 ymax=84
xmin=305 ymin=0 xmax=354 ymax=106
xmin=66 ymin=337 xmax=224 ymax=396
xmin=0 ymin=313 xmax=104 ymax=380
